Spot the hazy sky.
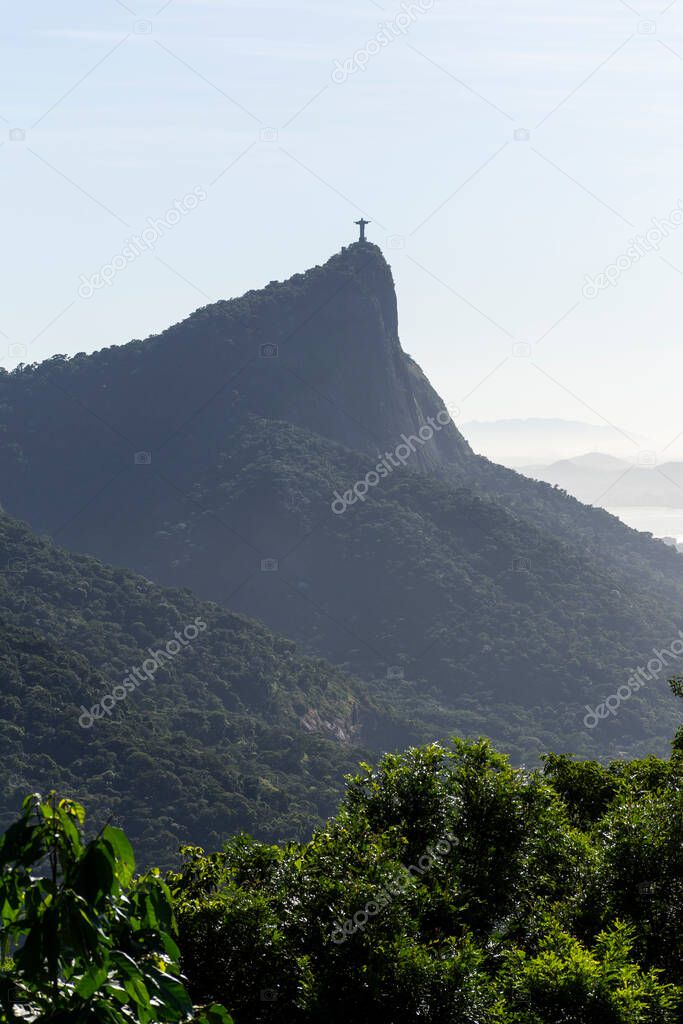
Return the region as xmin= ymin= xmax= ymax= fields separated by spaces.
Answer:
xmin=3 ymin=0 xmax=683 ymax=457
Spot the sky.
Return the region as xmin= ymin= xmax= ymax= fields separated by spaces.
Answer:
xmin=3 ymin=0 xmax=683 ymax=460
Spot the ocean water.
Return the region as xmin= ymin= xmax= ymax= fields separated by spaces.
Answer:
xmin=607 ymin=506 xmax=683 ymax=543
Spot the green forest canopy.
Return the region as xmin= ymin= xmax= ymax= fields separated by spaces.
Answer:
xmin=2 ymin=696 xmax=681 ymax=1022
xmin=168 ymin=723 xmax=683 ymax=1024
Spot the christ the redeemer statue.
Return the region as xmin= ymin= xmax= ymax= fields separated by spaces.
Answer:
xmin=354 ymin=218 xmax=370 ymax=243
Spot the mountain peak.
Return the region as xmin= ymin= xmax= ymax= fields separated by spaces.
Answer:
xmin=164 ymin=242 xmax=468 ymax=469
xmin=259 ymin=241 xmax=397 ymax=336
xmin=0 ymin=241 xmax=472 ymax=537
xmin=336 ymin=239 xmax=386 ymax=260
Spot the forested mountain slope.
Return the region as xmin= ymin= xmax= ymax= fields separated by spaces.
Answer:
xmin=0 ymin=511 xmax=370 ymax=866
xmin=1 ymin=243 xmax=682 ymax=760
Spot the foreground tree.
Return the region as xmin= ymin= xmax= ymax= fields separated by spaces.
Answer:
xmin=170 ymin=736 xmax=682 ymax=1023
xmin=0 ymin=793 xmax=230 ymax=1024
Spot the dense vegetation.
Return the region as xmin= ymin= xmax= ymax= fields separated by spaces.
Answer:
xmin=0 ymin=792 xmax=230 ymax=1023
xmin=0 ymin=511 xmax=371 ymax=867
xmin=3 ymin=712 xmax=680 ymax=1022
xmin=169 ymin=722 xmax=683 ymax=1023
xmin=1 ymin=245 xmax=682 ymax=762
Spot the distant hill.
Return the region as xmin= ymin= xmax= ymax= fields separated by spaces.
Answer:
xmin=521 ymin=454 xmax=683 ymax=510
xmin=559 ymin=453 xmax=631 ymax=471
xmin=462 ymin=419 xmax=650 ymax=467
xmin=1 ymin=243 xmax=682 ymax=768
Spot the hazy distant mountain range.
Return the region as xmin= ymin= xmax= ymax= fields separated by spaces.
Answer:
xmin=1 ymin=243 xmax=682 ymax=861
xmin=462 ymin=419 xmax=652 ymax=467
xmin=520 ymin=453 xmax=683 ymax=510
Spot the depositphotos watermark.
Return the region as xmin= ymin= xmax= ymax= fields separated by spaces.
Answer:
xmin=331 ymin=0 xmax=434 ymax=83
xmin=583 ymin=630 xmax=683 ymax=728
xmin=331 ymin=409 xmax=451 ymax=515
xmin=77 ymin=187 xmax=207 ymax=298
xmin=78 ymin=617 xmax=207 ymax=727
xmin=582 ymin=198 xmax=683 ymax=299
xmin=331 ymin=831 xmax=458 ymax=944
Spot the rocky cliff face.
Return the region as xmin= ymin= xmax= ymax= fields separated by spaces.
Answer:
xmin=259 ymin=242 xmax=472 ymax=471
xmin=172 ymin=241 xmax=474 ymax=472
